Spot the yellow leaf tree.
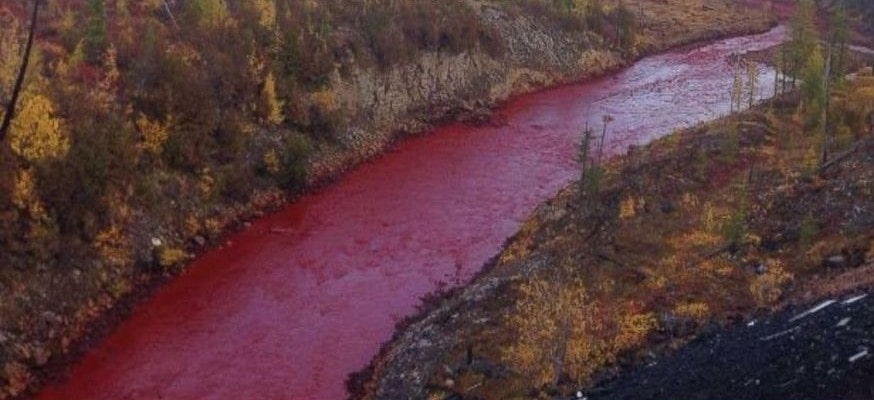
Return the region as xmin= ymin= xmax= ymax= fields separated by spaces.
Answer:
xmin=503 ymin=262 xmax=609 ymax=388
xmin=9 ymin=93 xmax=68 ymax=162
xmin=262 ymin=71 xmax=284 ymax=125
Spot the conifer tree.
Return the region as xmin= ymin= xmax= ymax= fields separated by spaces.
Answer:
xmin=262 ymin=71 xmax=284 ymax=125
xmin=789 ymin=0 xmax=818 ymax=85
xmin=83 ymin=0 xmax=107 ymax=64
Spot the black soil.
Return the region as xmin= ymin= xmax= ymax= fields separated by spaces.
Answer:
xmin=586 ymin=291 xmax=874 ymax=400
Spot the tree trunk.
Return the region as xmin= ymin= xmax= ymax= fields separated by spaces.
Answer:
xmin=821 ymin=40 xmax=833 ymax=165
xmin=552 ymin=319 xmax=570 ymax=389
xmin=0 ymin=0 xmax=40 ymax=143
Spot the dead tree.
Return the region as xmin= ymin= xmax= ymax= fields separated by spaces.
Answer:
xmin=0 ymin=0 xmax=40 ymax=143
xmin=821 ymin=38 xmax=833 ymax=165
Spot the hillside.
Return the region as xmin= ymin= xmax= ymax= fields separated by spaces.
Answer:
xmin=354 ymin=69 xmax=874 ymax=399
xmin=0 ymin=1 xmax=774 ymax=398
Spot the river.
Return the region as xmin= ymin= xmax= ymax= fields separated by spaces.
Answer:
xmin=37 ymin=26 xmax=787 ymax=400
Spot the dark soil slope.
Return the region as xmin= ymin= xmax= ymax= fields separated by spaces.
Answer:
xmin=587 ymin=292 xmax=874 ymax=400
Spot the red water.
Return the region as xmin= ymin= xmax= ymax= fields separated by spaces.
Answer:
xmin=37 ymin=27 xmax=787 ymax=400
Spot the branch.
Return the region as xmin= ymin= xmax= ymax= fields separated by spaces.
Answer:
xmin=163 ymin=0 xmax=180 ymax=30
xmin=0 ymin=0 xmax=40 ymax=142
xmin=818 ymin=136 xmax=874 ymax=174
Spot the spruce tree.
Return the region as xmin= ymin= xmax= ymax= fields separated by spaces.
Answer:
xmin=83 ymin=0 xmax=106 ymax=64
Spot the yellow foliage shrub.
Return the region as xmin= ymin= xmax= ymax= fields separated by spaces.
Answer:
xmin=750 ymin=260 xmax=794 ymax=307
xmin=263 ymin=149 xmax=281 ymax=175
xmin=502 ymin=264 xmax=659 ymax=389
xmin=205 ymin=217 xmax=222 ymax=236
xmin=503 ymin=266 xmax=605 ymax=387
xmin=12 ymin=169 xmax=42 ymax=215
xmin=612 ymin=312 xmax=657 ymax=350
xmin=262 ymin=71 xmax=284 ymax=125
xmin=136 ymin=114 xmax=171 ymax=155
xmin=158 ymin=247 xmax=188 ymax=269
xmin=183 ymin=215 xmax=202 ymax=237
xmin=672 ymin=302 xmax=710 ymax=322
xmin=9 ymin=94 xmax=68 ymax=162
xmin=94 ymin=225 xmax=132 ymax=268
xmin=619 ymin=196 xmax=636 ymax=219
xmin=644 ymin=272 xmax=668 ymax=291
xmin=251 ymin=0 xmax=277 ymax=28
xmin=311 ymin=88 xmax=338 ymax=113
xmin=198 ymin=169 xmax=216 ymax=200
xmin=699 ymin=258 xmax=735 ymax=277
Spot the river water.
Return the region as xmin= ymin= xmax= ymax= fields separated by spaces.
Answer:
xmin=37 ymin=26 xmax=787 ymax=400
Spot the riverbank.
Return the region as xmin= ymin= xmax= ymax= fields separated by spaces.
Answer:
xmin=354 ymin=69 xmax=874 ymax=398
xmin=1 ymin=2 xmax=775 ymax=399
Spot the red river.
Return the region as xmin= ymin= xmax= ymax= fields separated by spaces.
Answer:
xmin=38 ymin=27 xmax=786 ymax=400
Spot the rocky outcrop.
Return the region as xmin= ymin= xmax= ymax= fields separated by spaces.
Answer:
xmin=310 ymin=4 xmax=621 ymax=183
xmin=308 ymin=0 xmax=775 ymax=186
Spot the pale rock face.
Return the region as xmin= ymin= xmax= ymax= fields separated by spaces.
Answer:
xmin=309 ymin=6 xmax=620 ymax=183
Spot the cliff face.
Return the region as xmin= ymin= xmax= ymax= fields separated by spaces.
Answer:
xmin=309 ymin=0 xmax=774 ymax=184
xmin=311 ymin=5 xmax=620 ymax=182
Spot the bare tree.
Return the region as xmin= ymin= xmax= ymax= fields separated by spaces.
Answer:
xmin=0 ymin=0 xmax=40 ymax=142
xmin=821 ymin=38 xmax=833 ymax=165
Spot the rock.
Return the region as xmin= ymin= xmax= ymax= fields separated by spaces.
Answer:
xmin=151 ymin=237 xmax=163 ymax=247
xmin=823 ymin=255 xmax=848 ymax=269
xmin=33 ymin=348 xmax=51 ymax=367
xmin=194 ymin=236 xmax=207 ymax=246
xmin=661 ymin=201 xmax=676 ymax=214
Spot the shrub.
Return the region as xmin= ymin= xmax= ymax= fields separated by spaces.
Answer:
xmin=750 ymin=260 xmax=794 ymax=307
xmin=798 ymin=213 xmax=818 ymax=247
xmin=278 ymin=133 xmax=313 ymax=190
xmin=158 ymin=247 xmax=188 ymax=269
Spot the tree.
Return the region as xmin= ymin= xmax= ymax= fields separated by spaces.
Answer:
xmin=800 ymin=45 xmax=826 ymax=136
xmin=747 ymin=61 xmax=758 ymax=108
xmin=0 ymin=0 xmax=40 ymax=143
xmin=829 ymin=3 xmax=850 ymax=78
xmin=788 ymin=0 xmax=818 ymax=85
xmin=251 ymin=0 xmax=277 ymax=29
xmin=187 ymin=0 xmax=230 ymax=29
xmin=616 ymin=1 xmax=637 ymax=52
xmin=261 ymin=71 xmax=284 ymax=125
xmin=503 ymin=262 xmax=606 ymax=389
xmin=83 ymin=0 xmax=107 ymax=64
xmin=8 ymin=93 xmax=68 ymax=162
xmin=731 ymin=57 xmax=743 ymax=112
